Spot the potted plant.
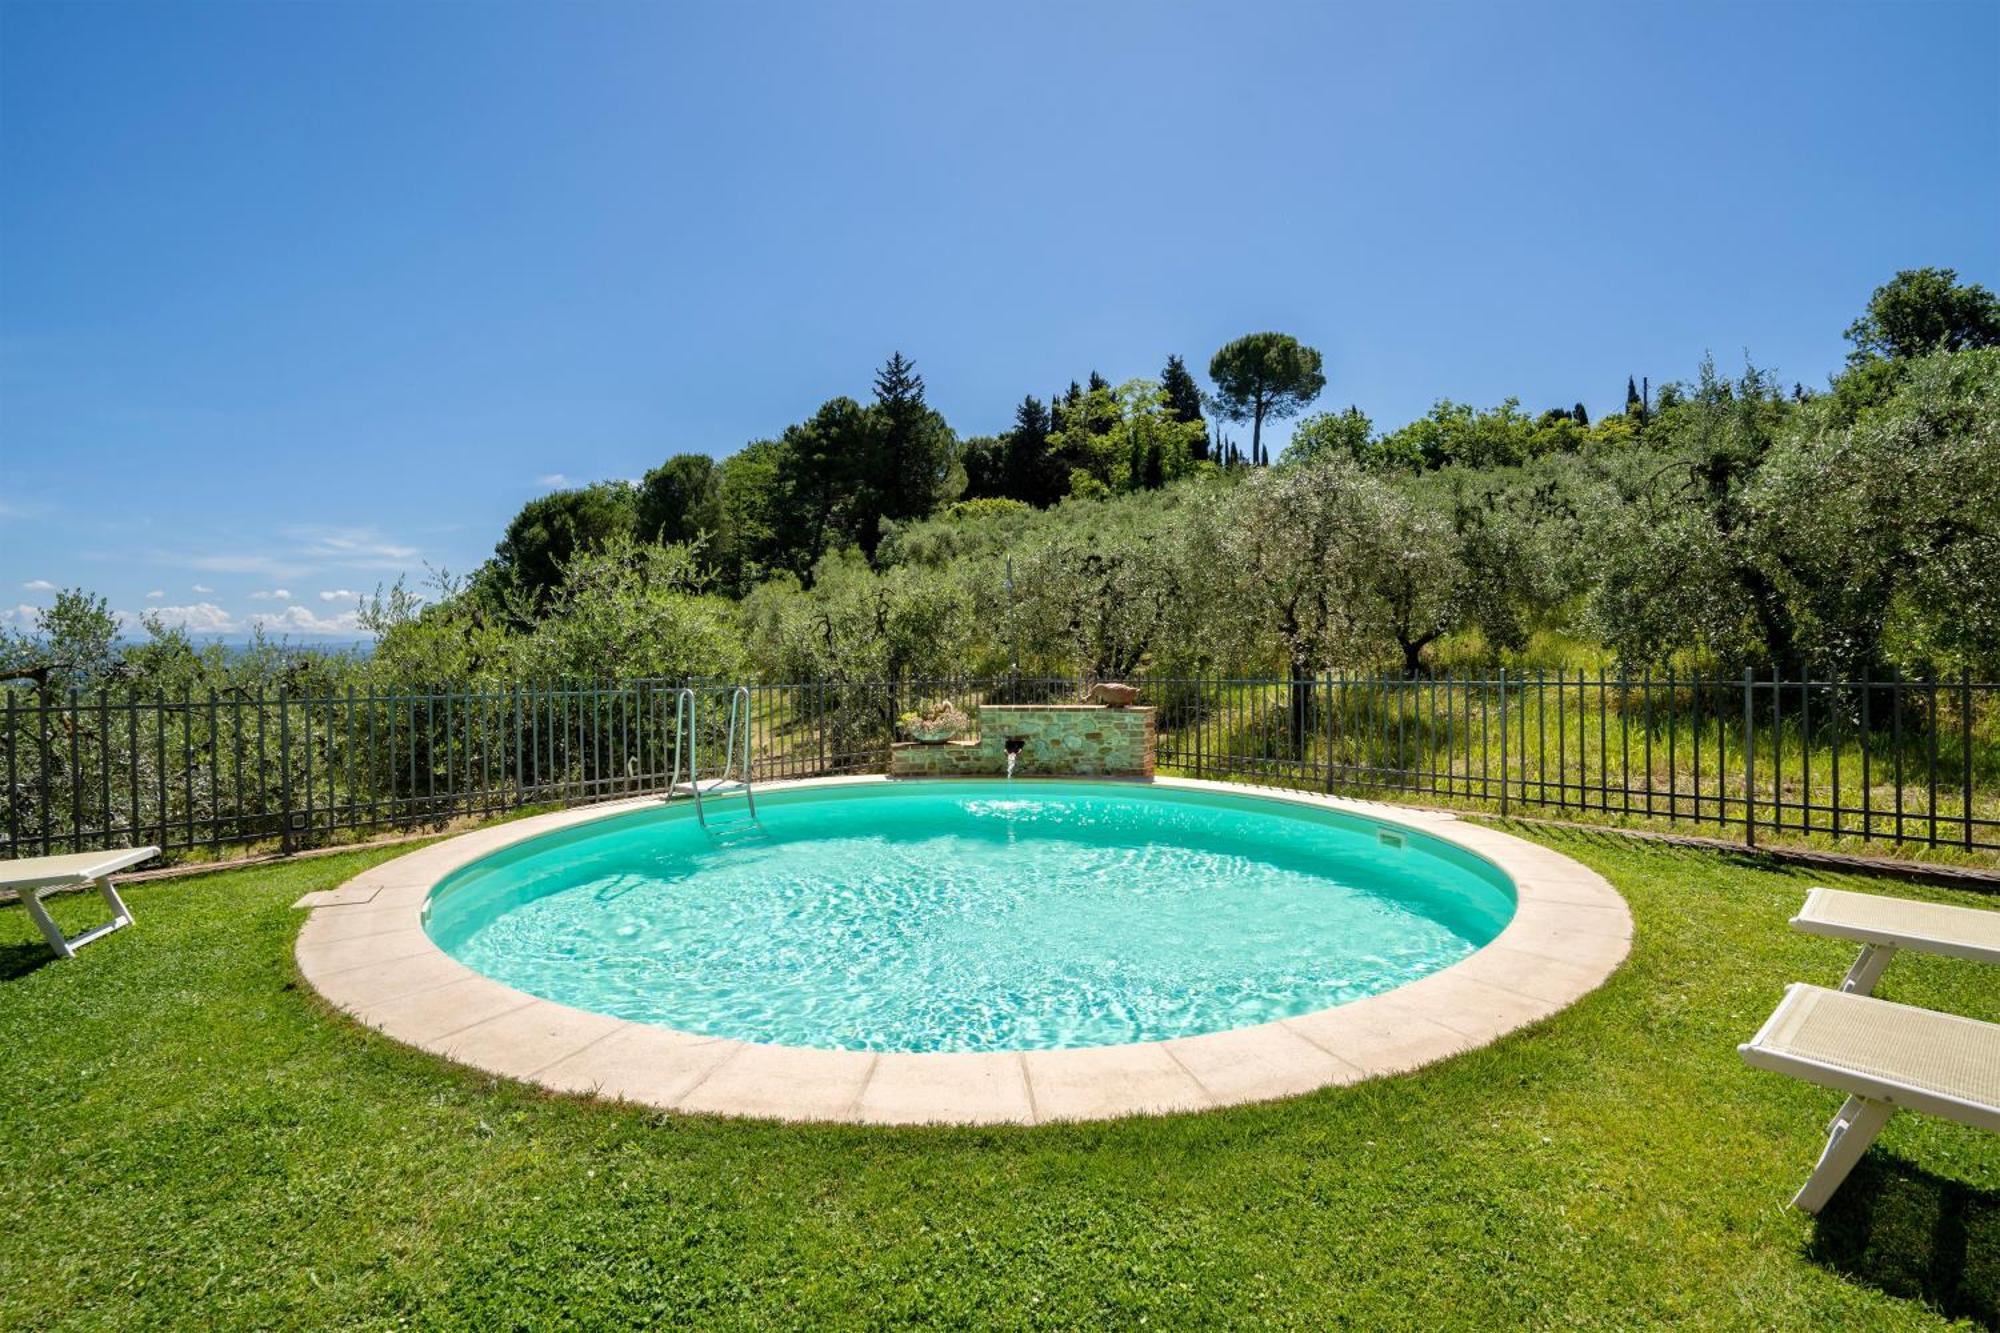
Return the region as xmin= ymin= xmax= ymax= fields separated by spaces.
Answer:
xmin=899 ymin=698 xmax=971 ymax=743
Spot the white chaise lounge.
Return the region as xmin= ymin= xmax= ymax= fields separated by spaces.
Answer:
xmin=2 ymin=847 xmax=158 ymax=959
xmin=1791 ymin=886 xmax=2000 ymax=994
xmin=1740 ymin=983 xmax=2000 ymax=1212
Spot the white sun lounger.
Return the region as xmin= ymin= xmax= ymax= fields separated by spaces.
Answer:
xmin=1792 ymin=886 xmax=2000 ymax=994
xmin=2 ymin=846 xmax=158 ymax=959
xmin=1740 ymin=983 xmax=2000 ymax=1212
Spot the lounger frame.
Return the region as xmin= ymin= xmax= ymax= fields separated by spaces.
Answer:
xmin=1740 ymin=983 xmax=2000 ymax=1213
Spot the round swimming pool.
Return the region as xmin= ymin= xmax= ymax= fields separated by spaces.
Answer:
xmin=424 ymin=781 xmax=1516 ymax=1054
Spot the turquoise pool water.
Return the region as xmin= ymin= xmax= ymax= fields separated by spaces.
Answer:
xmin=425 ymin=781 xmax=1515 ymax=1053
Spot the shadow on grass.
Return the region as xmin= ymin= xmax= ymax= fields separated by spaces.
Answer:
xmin=0 ymin=940 xmax=56 ymax=983
xmin=1810 ymin=1154 xmax=1999 ymax=1328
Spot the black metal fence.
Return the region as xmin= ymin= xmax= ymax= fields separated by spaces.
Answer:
xmin=3 ymin=671 xmax=1995 ymax=868
xmin=1151 ymin=671 xmax=1997 ymax=860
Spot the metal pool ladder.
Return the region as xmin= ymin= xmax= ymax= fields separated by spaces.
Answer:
xmin=668 ymin=685 xmax=762 ymax=835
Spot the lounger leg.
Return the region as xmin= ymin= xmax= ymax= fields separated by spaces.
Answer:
xmin=1792 ymin=1095 xmax=1894 ymax=1214
xmin=1838 ymin=943 xmax=1896 ymax=995
xmin=93 ymin=874 xmax=134 ymax=929
xmin=19 ymin=887 xmax=75 ymax=960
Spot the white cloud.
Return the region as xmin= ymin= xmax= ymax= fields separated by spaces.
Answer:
xmin=2 ymin=603 xmax=40 ymax=627
xmin=285 ymin=525 xmax=420 ymax=567
xmin=536 ymin=473 xmax=570 ymax=487
xmin=247 ymin=604 xmax=363 ymax=636
xmin=136 ymin=602 xmax=238 ymax=634
xmin=186 ymin=551 xmax=305 ymax=579
xmin=162 ymin=526 xmax=423 ymax=586
xmin=21 ymin=579 xmax=56 ymax=592
xmin=318 ymin=588 xmax=358 ymax=602
xmin=146 ymin=589 xmax=164 ymax=599
xmin=192 ymin=584 xmax=214 ymax=594
xmin=248 ymin=588 xmax=292 ymax=601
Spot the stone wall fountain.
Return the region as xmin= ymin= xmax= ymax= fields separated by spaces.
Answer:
xmin=890 ymin=689 xmax=1156 ymax=780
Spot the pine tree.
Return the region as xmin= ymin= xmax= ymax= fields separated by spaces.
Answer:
xmin=1572 ymin=402 xmax=1589 ymax=426
xmin=858 ymin=351 xmax=953 ymax=557
xmin=1003 ymin=395 xmax=1061 ymax=507
xmin=1160 ymin=354 xmax=1209 ymax=461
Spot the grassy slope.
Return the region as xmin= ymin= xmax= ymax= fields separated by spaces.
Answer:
xmin=1 ymin=830 xmax=1996 ymax=1329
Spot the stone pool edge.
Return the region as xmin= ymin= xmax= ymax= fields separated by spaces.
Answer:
xmin=292 ymin=775 xmax=1632 ymax=1126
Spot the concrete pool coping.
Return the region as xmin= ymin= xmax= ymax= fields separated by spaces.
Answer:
xmin=294 ymin=775 xmax=1632 ymax=1125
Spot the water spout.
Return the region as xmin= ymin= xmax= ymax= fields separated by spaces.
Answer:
xmin=1004 ymin=738 xmax=1025 ymax=780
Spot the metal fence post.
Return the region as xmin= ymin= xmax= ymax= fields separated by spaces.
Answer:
xmin=277 ymin=686 xmax=294 ymax=855
xmin=1964 ymin=669 xmax=1976 ymax=852
xmin=1499 ymin=668 xmax=1510 ymax=817
xmin=1742 ymin=668 xmax=1756 ymax=849
xmin=1321 ymin=671 xmax=1335 ymax=794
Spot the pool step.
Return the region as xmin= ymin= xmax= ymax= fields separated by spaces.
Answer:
xmin=703 ymin=820 xmax=767 ymax=846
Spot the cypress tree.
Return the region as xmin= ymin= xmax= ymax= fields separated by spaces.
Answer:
xmin=1572 ymin=402 xmax=1589 ymax=425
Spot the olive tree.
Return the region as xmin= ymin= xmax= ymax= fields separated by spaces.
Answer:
xmin=1749 ymin=347 xmax=2000 ymax=676
xmin=1225 ymin=459 xmax=1389 ymax=749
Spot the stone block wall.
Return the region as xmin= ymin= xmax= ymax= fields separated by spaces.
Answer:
xmin=889 ymin=704 xmax=1156 ymax=779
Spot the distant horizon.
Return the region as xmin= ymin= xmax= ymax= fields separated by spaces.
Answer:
xmin=4 ymin=0 xmax=1996 ymax=637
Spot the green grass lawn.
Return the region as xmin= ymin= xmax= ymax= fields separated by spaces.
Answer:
xmin=2 ymin=826 xmax=1996 ymax=1328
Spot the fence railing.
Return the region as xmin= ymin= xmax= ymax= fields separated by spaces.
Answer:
xmin=3 ymin=671 xmax=1995 ymax=869
xmin=1150 ymin=671 xmax=1996 ymax=861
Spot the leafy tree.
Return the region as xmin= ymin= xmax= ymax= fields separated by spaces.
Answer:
xmin=712 ymin=440 xmax=787 ymax=595
xmin=635 ymin=454 xmax=721 ymax=547
xmin=1160 ymin=354 xmax=1209 ymax=460
xmin=1375 ymin=399 xmax=1533 ymax=470
xmin=1226 ymin=459 xmax=1389 ymax=747
xmin=1846 ymin=267 xmax=2000 ymax=363
xmin=509 ymin=535 xmax=741 ymax=683
xmin=742 ymin=551 xmax=980 ymax=690
xmin=775 ymin=396 xmax=875 ymax=578
xmin=1418 ymin=463 xmax=1576 ymax=659
xmin=1208 ymin=333 xmax=1326 ymax=464
xmin=362 ymin=569 xmax=516 ymax=686
xmin=1048 ymin=379 xmax=1207 ymax=497
xmin=0 ymin=588 xmax=119 ymax=690
xmin=1282 ymin=406 xmax=1374 ymax=467
xmin=958 ymin=434 xmax=1008 ymax=500
xmin=1584 ymin=357 xmax=1800 ymax=670
xmin=490 ymin=482 xmax=638 ymax=617
xmin=1363 ymin=493 xmax=1468 ymax=677
xmin=1751 ymin=347 xmax=2000 ymax=675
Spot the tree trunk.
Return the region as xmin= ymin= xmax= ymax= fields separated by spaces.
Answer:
xmin=1402 ymin=638 xmax=1426 ymax=678
xmin=1288 ymin=659 xmax=1314 ymax=757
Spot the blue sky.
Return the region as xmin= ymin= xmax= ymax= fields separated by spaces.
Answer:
xmin=3 ymin=1 xmax=1995 ymax=640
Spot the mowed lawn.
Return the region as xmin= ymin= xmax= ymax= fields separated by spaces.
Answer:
xmin=2 ymin=825 xmax=1996 ymax=1329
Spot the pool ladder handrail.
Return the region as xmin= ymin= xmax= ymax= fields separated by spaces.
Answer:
xmin=668 ymin=685 xmax=759 ymax=829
